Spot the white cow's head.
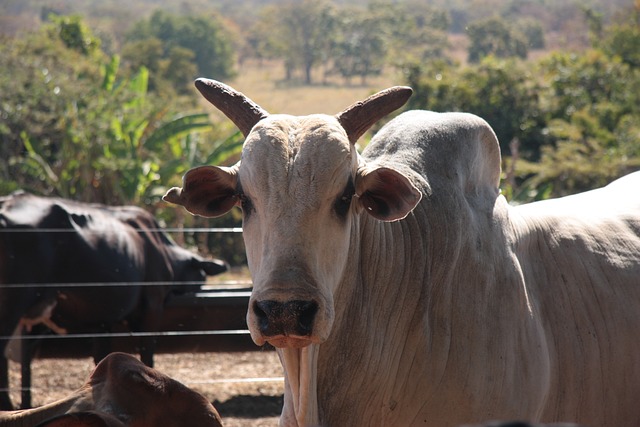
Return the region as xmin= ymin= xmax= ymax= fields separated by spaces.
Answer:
xmin=165 ymin=79 xmax=421 ymax=349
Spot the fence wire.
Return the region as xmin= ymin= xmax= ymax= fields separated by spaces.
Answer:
xmin=0 ymin=226 xmax=282 ymax=400
xmin=0 ymin=227 xmax=243 ymax=233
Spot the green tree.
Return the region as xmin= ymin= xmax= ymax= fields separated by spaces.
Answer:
xmin=121 ymin=38 xmax=164 ymax=88
xmin=261 ymin=0 xmax=336 ymax=84
xmin=598 ymin=5 xmax=640 ymax=68
xmin=46 ymin=13 xmax=101 ymax=57
xmin=467 ymin=16 xmax=528 ymax=62
xmin=0 ymin=27 xmax=102 ymax=195
xmin=331 ymin=8 xmax=387 ymax=85
xmin=0 ymin=16 xmax=241 ymax=206
xmin=374 ymin=1 xmax=450 ymax=66
xmin=23 ymin=59 xmax=228 ymax=205
xmin=163 ymin=46 xmax=197 ymax=93
xmin=124 ymin=10 xmax=235 ymax=87
xmin=519 ymin=18 xmax=545 ymax=50
xmin=404 ymin=57 xmax=545 ymax=159
xmin=523 ymin=47 xmax=640 ymax=199
xmin=582 ymin=6 xmax=604 ymax=42
xmin=121 ymin=38 xmax=197 ymax=94
xmin=521 ymin=108 xmax=640 ymax=199
xmin=540 ymin=50 xmax=636 ymax=123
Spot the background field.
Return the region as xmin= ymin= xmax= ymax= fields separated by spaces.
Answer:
xmin=227 ymin=60 xmax=401 ymax=116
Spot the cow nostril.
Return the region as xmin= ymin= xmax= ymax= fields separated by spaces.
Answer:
xmin=296 ymin=301 xmax=318 ymax=335
xmin=253 ymin=300 xmax=275 ymax=334
xmin=253 ymin=300 xmax=318 ymax=337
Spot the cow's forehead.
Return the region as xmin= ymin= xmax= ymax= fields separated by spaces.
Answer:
xmin=239 ymin=114 xmax=355 ymax=199
xmin=243 ymin=114 xmax=350 ymax=155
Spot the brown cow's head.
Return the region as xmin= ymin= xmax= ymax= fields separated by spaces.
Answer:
xmin=164 ymin=79 xmax=420 ymax=349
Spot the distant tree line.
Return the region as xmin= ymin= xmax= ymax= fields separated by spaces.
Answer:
xmin=405 ymin=4 xmax=640 ymax=201
xmin=2 ymin=0 xmax=615 ymax=89
xmin=247 ymin=0 xmax=452 ymax=85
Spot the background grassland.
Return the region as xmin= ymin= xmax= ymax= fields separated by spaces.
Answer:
xmin=223 ymin=59 xmax=401 ymax=116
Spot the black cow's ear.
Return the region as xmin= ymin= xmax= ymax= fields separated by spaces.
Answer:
xmin=200 ymin=259 xmax=229 ymax=276
xmin=355 ymin=166 xmax=421 ymax=221
xmin=164 ymin=165 xmax=239 ymax=218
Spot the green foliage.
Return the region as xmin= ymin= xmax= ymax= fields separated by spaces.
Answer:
xmin=39 ymin=62 xmax=226 ymax=205
xmin=253 ymin=0 xmax=450 ymax=85
xmin=0 ymin=14 xmax=241 ymax=208
xmin=330 ymin=7 xmax=387 ymax=85
xmin=404 ymin=57 xmax=546 ymax=159
xmin=466 ymin=16 xmax=528 ymax=62
xmin=522 ymin=110 xmax=640 ymax=198
xmin=46 ymin=14 xmax=102 ymax=57
xmin=123 ymin=10 xmax=235 ymax=92
xmin=374 ymin=1 xmax=450 ymax=65
xmin=540 ymin=50 xmax=634 ymax=120
xmin=0 ymin=28 xmax=102 ymax=192
xmin=260 ymin=0 xmax=337 ymax=84
xmin=523 ymin=43 xmax=640 ymax=199
xmin=403 ymin=14 xmax=640 ymax=203
xmin=518 ymin=18 xmax=545 ymax=50
xmin=599 ymin=21 xmax=640 ymax=67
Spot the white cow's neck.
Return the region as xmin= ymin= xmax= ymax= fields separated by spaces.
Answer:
xmin=278 ymin=345 xmax=319 ymax=427
xmin=312 ymin=210 xmax=433 ymax=425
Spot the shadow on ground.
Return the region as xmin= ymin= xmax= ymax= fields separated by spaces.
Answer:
xmin=214 ymin=394 xmax=284 ymax=418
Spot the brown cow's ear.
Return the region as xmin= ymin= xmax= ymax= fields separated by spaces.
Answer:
xmin=336 ymin=86 xmax=413 ymax=144
xmin=163 ymin=165 xmax=239 ymax=218
xmin=355 ymin=166 xmax=421 ymax=221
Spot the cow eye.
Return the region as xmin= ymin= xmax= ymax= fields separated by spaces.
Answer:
xmin=238 ymin=192 xmax=254 ymax=217
xmin=334 ymin=180 xmax=354 ymax=219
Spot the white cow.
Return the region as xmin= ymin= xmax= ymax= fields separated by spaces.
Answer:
xmin=164 ymin=79 xmax=640 ymax=427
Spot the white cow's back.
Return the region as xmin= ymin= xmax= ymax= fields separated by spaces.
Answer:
xmin=510 ymin=171 xmax=640 ymax=425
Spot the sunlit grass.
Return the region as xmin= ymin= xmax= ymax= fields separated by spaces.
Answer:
xmin=223 ymin=59 xmax=403 ymax=116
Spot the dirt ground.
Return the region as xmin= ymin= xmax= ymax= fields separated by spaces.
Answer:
xmin=8 ymin=350 xmax=284 ymax=427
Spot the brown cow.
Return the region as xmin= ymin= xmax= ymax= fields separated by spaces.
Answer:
xmin=0 ymin=353 xmax=223 ymax=427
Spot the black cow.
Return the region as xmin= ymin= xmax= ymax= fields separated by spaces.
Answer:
xmin=0 ymin=192 xmax=228 ymax=410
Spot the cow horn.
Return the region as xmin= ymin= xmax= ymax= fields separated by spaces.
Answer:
xmin=195 ymin=78 xmax=269 ymax=137
xmin=336 ymin=86 xmax=413 ymax=144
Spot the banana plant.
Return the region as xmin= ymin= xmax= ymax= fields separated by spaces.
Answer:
xmin=21 ymin=53 xmax=244 ymax=205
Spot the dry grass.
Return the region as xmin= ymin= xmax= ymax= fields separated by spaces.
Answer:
xmin=207 ymin=265 xmax=252 ymax=288
xmin=8 ymin=351 xmax=284 ymax=427
xmin=208 ymin=59 xmax=404 ymax=117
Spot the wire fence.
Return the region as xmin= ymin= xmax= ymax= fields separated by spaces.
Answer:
xmin=0 ymin=280 xmax=255 ymax=289
xmin=0 ymin=226 xmax=285 ymax=404
xmin=0 ymin=227 xmax=253 ymax=339
xmin=4 ymin=376 xmax=285 ymax=394
xmin=0 ymin=227 xmax=244 ymax=233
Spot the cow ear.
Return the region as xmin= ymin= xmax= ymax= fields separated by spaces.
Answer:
xmin=163 ymin=165 xmax=239 ymax=218
xmin=355 ymin=166 xmax=421 ymax=221
xmin=199 ymin=259 xmax=229 ymax=276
